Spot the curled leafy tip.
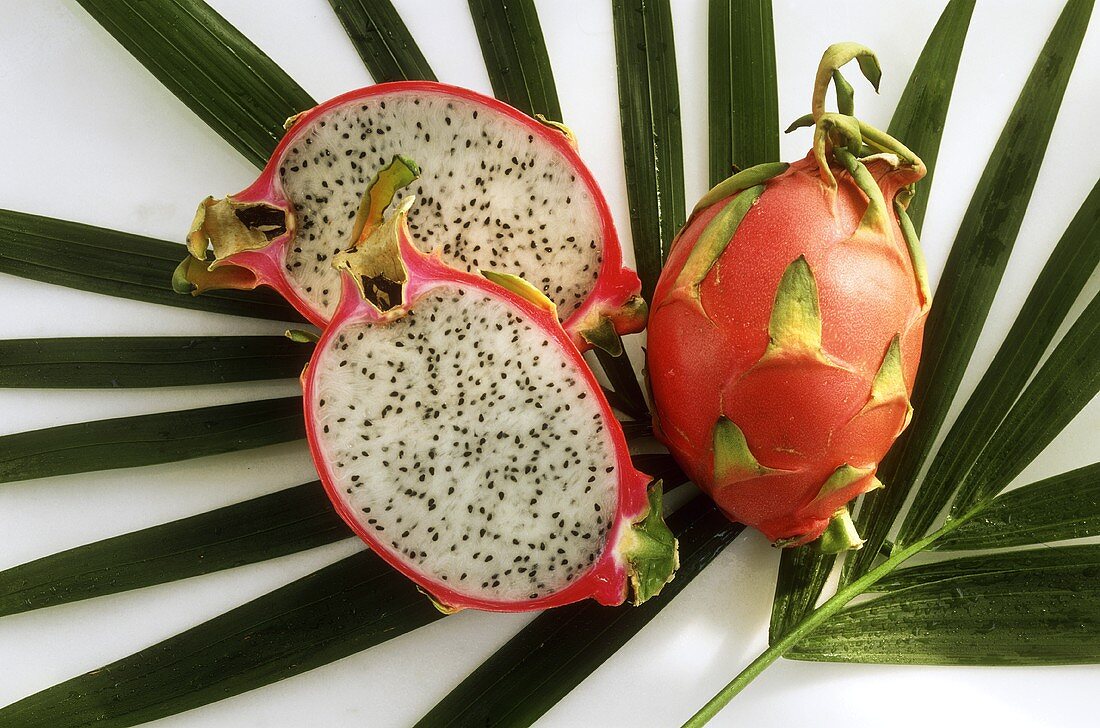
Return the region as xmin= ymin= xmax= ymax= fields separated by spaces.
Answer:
xmin=171 ymin=255 xmax=258 ymax=296
xmin=819 ymin=508 xmax=864 ymax=554
xmin=535 ymin=114 xmax=578 ymax=148
xmin=578 ymin=316 xmax=624 ymax=356
xmin=481 ymin=270 xmax=557 ymax=315
xmin=832 ymin=69 xmax=856 ymax=115
xmin=336 ymin=196 xmax=415 ymax=312
xmin=622 ymin=481 xmax=679 ymax=605
xmin=284 ymin=329 xmax=320 ymax=343
xmin=349 ymin=154 xmax=421 ymax=246
xmin=785 ymin=113 xmax=815 ymax=134
xmin=187 ymin=196 xmax=288 ymax=262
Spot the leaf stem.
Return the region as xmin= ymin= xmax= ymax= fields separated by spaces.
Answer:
xmin=683 ymin=506 xmax=982 ymax=727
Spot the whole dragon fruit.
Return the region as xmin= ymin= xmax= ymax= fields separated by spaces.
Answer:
xmin=178 ymin=81 xmax=643 ymax=353
xmin=302 ymin=162 xmax=677 ymax=612
xmin=647 ymin=44 xmax=929 ymax=551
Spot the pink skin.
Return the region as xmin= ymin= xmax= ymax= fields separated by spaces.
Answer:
xmin=648 ymin=153 xmax=926 ymax=544
xmin=212 ymin=81 xmax=643 ymax=346
xmin=301 ymin=228 xmax=651 ymax=612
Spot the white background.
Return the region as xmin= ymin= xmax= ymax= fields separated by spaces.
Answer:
xmin=1 ymin=1 xmax=1098 ymax=726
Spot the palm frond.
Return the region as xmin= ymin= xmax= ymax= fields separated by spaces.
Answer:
xmin=0 ymin=483 xmax=348 ymax=617
xmin=708 ymin=0 xmax=779 ymax=183
xmin=886 ymin=0 xmax=976 ymax=233
xmin=468 ymin=0 xmax=561 ymax=119
xmin=0 ymin=551 xmax=442 ymax=728
xmin=845 ymin=0 xmax=1093 ymax=585
xmin=896 ymin=179 xmax=1100 ymax=545
xmin=0 ymin=398 xmax=304 ymax=485
xmin=612 ymin=0 xmax=686 ymax=302
xmin=789 ymin=544 xmax=1100 ymax=665
xmin=75 ymin=0 xmax=314 ymax=168
xmin=0 ymin=209 xmax=303 ymax=321
xmin=933 ymin=463 xmax=1100 ymax=550
xmin=328 ymin=0 xmax=437 ymax=82
xmin=948 ymin=290 xmax=1099 ymax=516
xmin=0 ymin=336 xmax=310 ymax=388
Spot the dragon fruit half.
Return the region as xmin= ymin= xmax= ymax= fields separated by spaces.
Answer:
xmin=301 ymin=161 xmax=677 ymax=612
xmin=647 ymin=44 xmax=929 ymax=551
xmin=178 ymin=81 xmax=644 ymax=353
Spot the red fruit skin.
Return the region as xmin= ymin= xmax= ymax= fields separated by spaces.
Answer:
xmin=647 ymin=153 xmax=927 ymax=544
xmin=205 ymin=81 xmax=643 ymax=347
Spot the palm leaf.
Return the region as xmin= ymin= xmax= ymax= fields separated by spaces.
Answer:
xmin=328 ymin=0 xmax=437 ymax=82
xmin=771 ymin=0 xmax=972 ymax=636
xmin=770 ymin=549 xmax=834 ymax=641
xmin=0 ymin=209 xmax=303 ymax=321
xmin=708 ymin=0 xmax=779 ymax=184
xmin=845 ymin=0 xmax=1093 ymax=585
xmin=0 ymin=551 xmax=443 ymax=728
xmin=0 ymin=482 xmax=348 ymax=617
xmin=75 ymin=0 xmax=314 ymax=168
xmin=416 ymin=493 xmax=744 ymax=728
xmin=0 ymin=397 xmax=304 ymax=485
xmin=789 ymin=545 xmax=1100 ymax=665
xmin=933 ymin=463 xmax=1100 ymax=550
xmin=0 ymin=336 xmax=310 ymax=388
xmin=949 ymin=289 xmax=1100 ymax=516
xmin=877 ymin=542 xmax=1100 ymax=589
xmin=468 ymin=0 xmax=561 ymax=119
xmin=896 ymin=179 xmax=1100 ymax=545
xmin=886 ymin=0 xmax=976 ymax=233
xmin=612 ymin=0 xmax=686 ymax=302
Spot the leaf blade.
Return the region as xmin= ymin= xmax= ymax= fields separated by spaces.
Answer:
xmin=886 ymin=0 xmax=976 ymax=233
xmin=791 ymin=545 xmax=1100 ymax=665
xmin=769 ymin=550 xmax=834 ymax=642
xmin=845 ymin=0 xmax=1094 ymax=584
xmin=896 ymin=179 xmax=1100 ymax=546
xmin=0 ymin=336 xmax=311 ymax=388
xmin=950 ymin=290 xmax=1100 ymax=516
xmin=414 ymin=494 xmax=744 ymax=728
xmin=933 ymin=463 xmax=1100 ymax=550
xmin=0 ymin=551 xmax=443 ymax=728
xmin=75 ymin=0 xmax=315 ymax=168
xmin=0 ymin=397 xmax=305 ymax=485
xmin=0 ymin=209 xmax=304 ymax=322
xmin=708 ymin=0 xmax=780 ymax=185
xmin=612 ymin=0 xmax=686 ymax=302
xmin=468 ymin=0 xmax=561 ymax=120
xmin=0 ymin=482 xmax=349 ymax=617
xmin=328 ymin=0 xmax=437 ymax=82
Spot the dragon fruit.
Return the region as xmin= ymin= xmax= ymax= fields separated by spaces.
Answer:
xmin=646 ymin=44 xmax=929 ymax=551
xmin=177 ymin=81 xmax=644 ymax=353
xmin=301 ymin=164 xmax=677 ymax=612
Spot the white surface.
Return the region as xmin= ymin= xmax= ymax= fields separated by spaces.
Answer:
xmin=0 ymin=1 xmax=1097 ymax=726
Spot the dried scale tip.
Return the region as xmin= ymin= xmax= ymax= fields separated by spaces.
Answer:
xmin=172 ymin=81 xmax=646 ymax=344
xmin=646 ymin=43 xmax=930 ymax=551
xmin=301 ymin=167 xmax=677 ymax=613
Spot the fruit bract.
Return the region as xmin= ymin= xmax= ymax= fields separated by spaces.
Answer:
xmin=647 ymin=44 xmax=930 ymax=551
xmin=302 ymin=176 xmax=677 ymax=612
xmin=178 ymin=81 xmax=644 ymax=352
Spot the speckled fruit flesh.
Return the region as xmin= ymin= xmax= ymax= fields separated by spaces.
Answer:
xmin=177 ymin=81 xmax=644 ymax=351
xmin=302 ymin=190 xmax=677 ymax=613
xmin=646 ymin=44 xmax=930 ymax=551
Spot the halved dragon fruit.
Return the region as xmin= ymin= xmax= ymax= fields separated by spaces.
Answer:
xmin=300 ymin=167 xmax=677 ymax=612
xmin=178 ymin=81 xmax=644 ymax=352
